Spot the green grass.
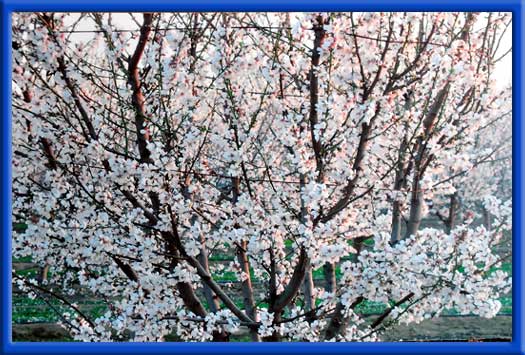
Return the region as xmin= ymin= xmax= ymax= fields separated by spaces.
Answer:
xmin=213 ymin=269 xmax=258 ymax=282
xmin=13 ymin=223 xmax=28 ymax=233
xmin=312 ymin=265 xmax=343 ymax=280
xmin=13 ymin=296 xmax=108 ymax=323
xmin=488 ymin=262 xmax=512 ymax=276
xmin=355 ymin=300 xmax=388 ymax=315
xmin=15 ymin=268 xmax=39 ymax=278
xmin=13 ymin=256 xmax=33 ymax=263
xmin=456 ymin=261 xmax=512 ymax=276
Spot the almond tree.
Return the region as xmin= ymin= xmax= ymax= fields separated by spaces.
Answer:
xmin=12 ymin=12 xmax=511 ymax=342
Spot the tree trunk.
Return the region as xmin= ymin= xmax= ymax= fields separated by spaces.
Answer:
xmin=446 ymin=193 xmax=458 ymax=234
xmin=404 ymin=84 xmax=450 ymax=240
xmin=232 ymin=177 xmax=260 ymax=341
xmin=198 ymin=233 xmax=220 ymax=313
xmin=323 ymin=263 xmax=336 ymax=293
xmin=482 ymin=207 xmax=491 ymax=231
xmin=405 ymin=179 xmax=424 ymax=239
xmin=390 ymin=122 xmax=409 ymax=244
xmin=303 ymin=263 xmax=315 ymax=311
xmin=236 ymin=240 xmax=260 ymax=341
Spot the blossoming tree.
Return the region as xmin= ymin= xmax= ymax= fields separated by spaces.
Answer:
xmin=12 ymin=12 xmax=512 ymax=341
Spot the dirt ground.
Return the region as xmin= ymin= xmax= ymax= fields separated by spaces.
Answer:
xmin=13 ymin=315 xmax=511 ymax=342
xmin=381 ymin=315 xmax=512 ymax=341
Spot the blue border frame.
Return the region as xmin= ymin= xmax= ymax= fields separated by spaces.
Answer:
xmin=1 ymin=1 xmax=523 ymax=354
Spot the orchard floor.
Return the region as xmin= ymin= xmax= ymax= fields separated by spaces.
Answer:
xmin=12 ymin=315 xmax=512 ymax=342
xmin=380 ymin=315 xmax=511 ymax=342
